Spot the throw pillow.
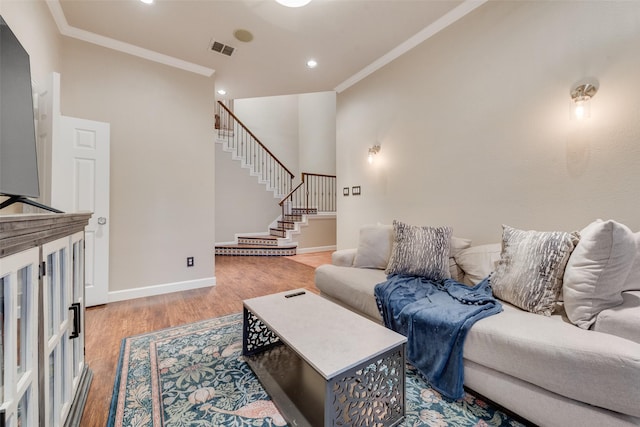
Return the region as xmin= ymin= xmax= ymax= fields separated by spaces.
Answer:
xmin=454 ymin=243 xmax=503 ymax=286
xmin=449 ymin=237 xmax=472 ymax=281
xmin=353 ymin=224 xmax=394 ymax=269
xmin=491 ymin=225 xmax=579 ymax=316
xmin=622 ymin=231 xmax=640 ymax=292
xmin=450 ymin=237 xmax=472 ymax=257
xmin=563 ymin=220 xmax=635 ymax=329
xmin=385 ymin=220 xmax=452 ymax=280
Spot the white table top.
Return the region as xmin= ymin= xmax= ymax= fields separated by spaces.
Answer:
xmin=243 ymin=289 xmax=406 ymax=380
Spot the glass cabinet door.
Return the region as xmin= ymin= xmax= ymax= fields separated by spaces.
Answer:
xmin=69 ymin=231 xmax=85 ymax=396
xmin=0 ymin=247 xmax=39 ymax=427
xmin=42 ymin=237 xmax=72 ymax=427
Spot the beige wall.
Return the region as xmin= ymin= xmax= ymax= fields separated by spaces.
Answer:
xmin=61 ymin=38 xmax=216 ymax=292
xmin=296 ymin=216 xmax=336 ymax=251
xmin=299 ymin=92 xmax=336 ymax=175
xmin=234 ymin=95 xmax=300 ymax=176
xmin=336 ymin=1 xmax=640 ymax=249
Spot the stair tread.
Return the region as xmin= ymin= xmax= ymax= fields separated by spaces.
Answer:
xmin=216 ymin=243 xmax=297 ymax=249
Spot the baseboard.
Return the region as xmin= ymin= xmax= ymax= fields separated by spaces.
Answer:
xmin=108 ymin=276 xmax=216 ymax=303
xmin=296 ymin=245 xmax=336 ymax=254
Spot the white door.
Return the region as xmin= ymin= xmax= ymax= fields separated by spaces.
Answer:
xmin=52 ymin=116 xmax=110 ymax=307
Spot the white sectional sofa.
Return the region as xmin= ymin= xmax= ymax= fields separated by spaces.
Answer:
xmin=315 ymin=222 xmax=640 ymax=427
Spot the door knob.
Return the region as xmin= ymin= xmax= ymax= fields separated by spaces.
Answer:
xmin=98 ymin=217 xmax=107 ymax=225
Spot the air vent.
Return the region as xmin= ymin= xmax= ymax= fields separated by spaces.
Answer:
xmin=210 ymin=40 xmax=235 ymax=57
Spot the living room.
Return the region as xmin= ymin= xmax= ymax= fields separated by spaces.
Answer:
xmin=4 ymin=0 xmax=639 ymax=308
xmin=1 ymin=0 xmax=639 ymax=426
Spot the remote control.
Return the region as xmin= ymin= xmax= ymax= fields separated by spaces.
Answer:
xmin=285 ymin=291 xmax=306 ymax=298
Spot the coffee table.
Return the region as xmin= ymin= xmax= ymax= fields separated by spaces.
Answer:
xmin=242 ymin=289 xmax=407 ymax=427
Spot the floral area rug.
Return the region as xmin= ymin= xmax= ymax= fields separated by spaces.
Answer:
xmin=108 ymin=313 xmax=525 ymax=427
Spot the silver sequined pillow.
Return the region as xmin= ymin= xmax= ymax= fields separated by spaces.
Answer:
xmin=491 ymin=225 xmax=579 ymax=316
xmin=385 ymin=220 xmax=452 ymax=280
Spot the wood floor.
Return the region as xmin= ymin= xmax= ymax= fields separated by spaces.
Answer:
xmin=81 ymin=252 xmax=331 ymax=426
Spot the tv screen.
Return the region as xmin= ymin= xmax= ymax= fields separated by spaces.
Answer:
xmin=0 ymin=15 xmax=41 ymax=199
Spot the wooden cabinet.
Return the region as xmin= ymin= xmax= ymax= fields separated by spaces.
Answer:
xmin=0 ymin=213 xmax=91 ymax=427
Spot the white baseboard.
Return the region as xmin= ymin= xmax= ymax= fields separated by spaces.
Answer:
xmin=296 ymin=245 xmax=336 ymax=254
xmin=108 ymin=276 xmax=216 ymax=303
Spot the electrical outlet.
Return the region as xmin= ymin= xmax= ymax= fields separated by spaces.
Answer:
xmin=187 ymin=257 xmax=194 ymax=267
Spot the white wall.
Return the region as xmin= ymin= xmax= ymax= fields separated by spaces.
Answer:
xmin=214 ymin=143 xmax=281 ymax=243
xmin=336 ymin=1 xmax=640 ymax=249
xmin=61 ymin=37 xmax=216 ymax=293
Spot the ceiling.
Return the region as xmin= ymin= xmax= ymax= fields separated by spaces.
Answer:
xmin=53 ymin=0 xmax=477 ymax=100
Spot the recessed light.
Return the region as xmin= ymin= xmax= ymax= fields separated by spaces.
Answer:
xmin=276 ymin=0 xmax=312 ymax=7
xmin=140 ymin=0 xmax=153 ymax=4
xmin=306 ymin=59 xmax=318 ymax=69
xmin=217 ymin=89 xmax=227 ymax=95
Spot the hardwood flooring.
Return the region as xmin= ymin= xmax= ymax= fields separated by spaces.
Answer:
xmin=81 ymin=253 xmax=330 ymax=426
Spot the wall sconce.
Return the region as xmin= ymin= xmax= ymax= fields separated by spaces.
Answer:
xmin=570 ymin=80 xmax=598 ymax=120
xmin=368 ymin=145 xmax=381 ymax=164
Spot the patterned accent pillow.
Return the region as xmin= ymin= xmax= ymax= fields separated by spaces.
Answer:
xmin=385 ymin=220 xmax=452 ymax=280
xmin=491 ymin=225 xmax=579 ymax=316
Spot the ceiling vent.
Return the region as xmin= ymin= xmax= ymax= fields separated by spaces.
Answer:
xmin=210 ymin=40 xmax=235 ymax=57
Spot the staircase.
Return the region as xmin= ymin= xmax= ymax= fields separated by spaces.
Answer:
xmin=214 ymin=101 xmax=336 ymax=256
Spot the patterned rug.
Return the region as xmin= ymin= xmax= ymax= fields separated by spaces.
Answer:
xmin=108 ymin=313 xmax=524 ymax=427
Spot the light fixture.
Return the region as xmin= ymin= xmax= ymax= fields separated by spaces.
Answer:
xmin=217 ymin=89 xmax=227 ymax=95
xmin=570 ymin=80 xmax=598 ymax=120
xmin=368 ymin=145 xmax=381 ymax=164
xmin=275 ymin=0 xmax=312 ymax=7
xmin=140 ymin=0 xmax=153 ymax=4
xmin=306 ymin=59 xmax=318 ymax=69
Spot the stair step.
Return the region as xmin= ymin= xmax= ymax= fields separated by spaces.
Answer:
xmin=215 ymin=244 xmax=296 ymax=257
xmin=277 ymin=220 xmax=295 ymax=230
xmin=237 ymin=236 xmax=279 ymax=246
xmin=283 ymin=214 xmax=302 ymax=222
xmin=292 ymin=207 xmax=318 ymax=215
xmin=270 ymin=228 xmax=287 ymax=238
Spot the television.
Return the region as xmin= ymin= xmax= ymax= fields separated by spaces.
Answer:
xmin=0 ymin=15 xmax=60 ymax=212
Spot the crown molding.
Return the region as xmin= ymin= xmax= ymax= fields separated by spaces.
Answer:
xmin=334 ymin=0 xmax=487 ymax=93
xmin=46 ymin=0 xmax=215 ymax=77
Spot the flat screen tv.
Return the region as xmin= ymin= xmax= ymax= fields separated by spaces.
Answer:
xmin=0 ymin=15 xmax=60 ymax=212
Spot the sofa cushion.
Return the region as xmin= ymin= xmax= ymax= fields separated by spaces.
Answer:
xmin=491 ymin=225 xmax=579 ymax=316
xmin=353 ymin=224 xmax=394 ymax=269
xmin=464 ymin=302 xmax=640 ymax=418
xmin=454 ymin=243 xmax=502 ymax=286
xmin=593 ymin=291 xmax=640 ymax=344
xmin=622 ymin=231 xmax=640 ymax=292
xmin=385 ymin=220 xmax=452 ymax=280
xmin=315 ymin=264 xmax=385 ymax=322
xmin=331 ymin=248 xmax=356 ymax=267
xmin=563 ymin=220 xmax=635 ymax=329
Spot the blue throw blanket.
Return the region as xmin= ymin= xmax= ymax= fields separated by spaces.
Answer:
xmin=375 ymin=274 xmax=502 ymax=399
